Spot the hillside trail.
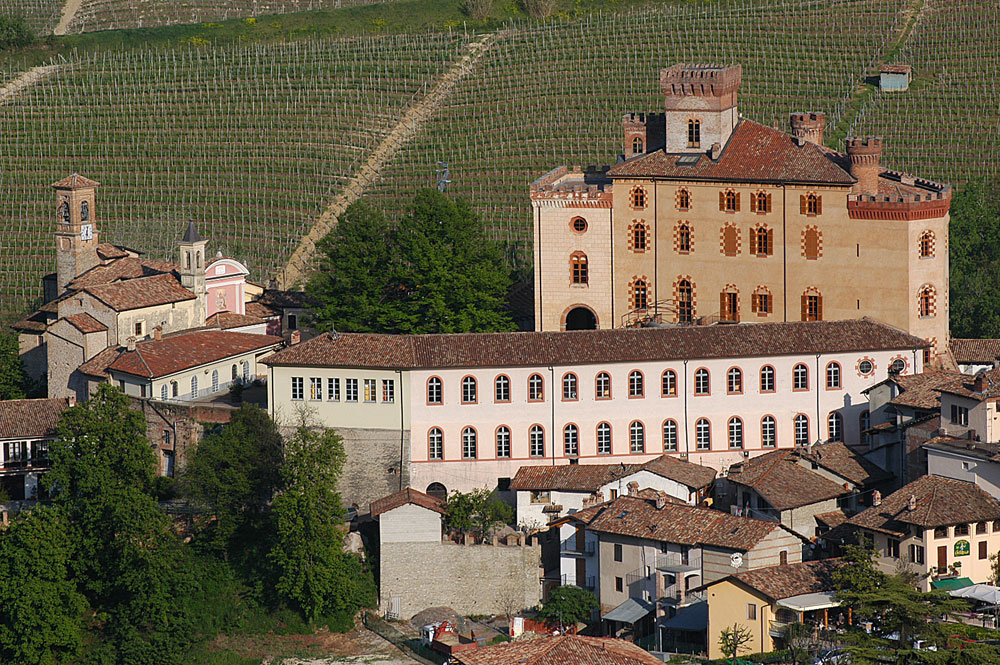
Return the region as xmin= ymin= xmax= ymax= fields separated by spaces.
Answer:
xmin=54 ymin=0 xmax=83 ymax=35
xmin=0 ymin=65 xmax=61 ymax=107
xmin=278 ymin=30 xmax=502 ymax=289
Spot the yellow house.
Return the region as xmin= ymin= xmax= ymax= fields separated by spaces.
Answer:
xmin=701 ymin=559 xmax=841 ymax=659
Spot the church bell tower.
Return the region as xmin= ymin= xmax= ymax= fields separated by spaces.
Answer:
xmin=53 ymin=173 xmax=101 ymax=295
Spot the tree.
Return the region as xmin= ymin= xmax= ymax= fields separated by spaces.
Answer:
xmin=0 ymin=506 xmax=87 ymax=665
xmin=443 ymin=488 xmax=513 ymax=535
xmin=718 ymin=623 xmax=753 ymax=663
xmin=536 ymin=585 xmax=597 ymax=628
xmin=0 ymin=15 xmax=34 ymax=51
xmin=832 ymin=541 xmax=886 ymax=622
xmin=269 ymin=426 xmax=374 ymax=623
xmin=948 ymin=178 xmax=1000 ymax=338
xmin=0 ymin=328 xmax=27 ymax=400
xmin=784 ymin=622 xmax=812 ymax=665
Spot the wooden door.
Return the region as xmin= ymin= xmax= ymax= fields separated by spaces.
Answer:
xmin=575 ymin=526 xmax=586 ymax=551
xmin=576 ymin=557 xmax=587 ymax=587
xmin=937 ymin=545 xmax=947 ymax=571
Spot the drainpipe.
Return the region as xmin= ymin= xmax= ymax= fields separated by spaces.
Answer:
xmin=683 ymin=360 xmax=690 ymax=458
xmin=397 ymin=369 xmax=405 ymax=491
xmin=653 ymin=180 xmax=658 ymax=312
xmin=549 ymin=365 xmax=556 ymax=465
xmin=814 ymin=352 xmax=822 ymax=451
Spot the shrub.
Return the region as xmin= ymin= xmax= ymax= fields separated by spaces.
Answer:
xmin=463 ymin=0 xmax=494 ymax=20
xmin=521 ymin=0 xmax=557 ymax=19
xmin=0 ymin=16 xmax=34 ymax=51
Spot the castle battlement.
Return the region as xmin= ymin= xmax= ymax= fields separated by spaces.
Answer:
xmin=529 ymin=166 xmax=613 ymax=207
xmin=660 ymin=63 xmax=742 ymax=98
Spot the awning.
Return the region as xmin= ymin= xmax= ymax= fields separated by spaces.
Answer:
xmin=950 ymin=584 xmax=1000 ymax=604
xmin=602 ymin=597 xmax=654 ymax=624
xmin=660 ymin=601 xmax=708 ymax=631
xmin=776 ymin=591 xmax=840 ymax=612
xmin=931 ymin=577 xmax=974 ymax=591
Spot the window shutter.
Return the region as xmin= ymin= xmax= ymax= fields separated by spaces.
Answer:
xmin=816 ymin=196 xmax=822 ymax=216
xmin=749 ymin=227 xmax=757 ymax=252
xmin=749 ymin=195 xmax=756 ymax=213
xmin=719 ymin=191 xmax=725 ymax=211
xmin=751 ymin=293 xmax=759 ymax=313
xmin=766 ymin=193 xmax=773 ymax=213
xmin=800 ymin=194 xmax=807 ymax=215
xmin=817 ymin=295 xmax=823 ymax=321
xmin=801 ymin=294 xmax=808 ymax=321
xmin=767 ymin=228 xmax=774 ymax=255
xmin=721 ymin=292 xmax=727 ymax=319
xmin=734 ymin=193 xmax=741 ymax=212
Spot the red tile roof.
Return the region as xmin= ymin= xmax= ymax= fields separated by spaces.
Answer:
xmin=245 ymin=301 xmax=281 ymax=319
xmin=510 ymin=456 xmax=714 ymax=493
xmin=83 ymin=273 xmax=196 ymax=312
xmin=848 ymin=475 xmax=1000 ymax=536
xmin=95 ymin=243 xmax=131 ymax=260
xmin=607 ymin=120 xmax=855 ymax=185
xmin=726 ymin=449 xmax=850 ymax=510
xmin=725 ymin=559 xmax=841 ymax=601
xmin=796 ymin=441 xmax=892 ymax=487
xmin=0 ymin=398 xmax=72 ymax=440
xmin=641 ymin=453 xmax=717 ymax=489
xmin=206 ymin=312 xmax=266 ymax=330
xmin=63 ymin=313 xmax=108 ymax=334
xmin=51 ymin=173 xmax=99 ymax=189
xmin=874 ymin=369 xmax=966 ymax=410
xmin=454 ymin=635 xmax=663 ymax=665
xmin=105 ymin=330 xmax=283 ymax=379
xmin=370 ymin=487 xmax=446 ymax=518
xmin=67 ymin=257 xmax=176 ymax=290
xmin=950 ymin=339 xmax=1000 ymax=366
xmin=815 ymin=510 xmax=848 ymax=528
xmin=934 ymin=367 xmax=1000 ymax=402
xmin=77 ymin=345 xmax=126 ymax=378
xmin=264 ymin=318 xmax=927 ymax=370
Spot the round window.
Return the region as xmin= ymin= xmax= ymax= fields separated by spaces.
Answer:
xmin=858 ymin=360 xmax=874 ymax=375
xmin=890 ymin=358 xmax=906 ymax=373
xmin=572 ymin=217 xmax=587 ymax=233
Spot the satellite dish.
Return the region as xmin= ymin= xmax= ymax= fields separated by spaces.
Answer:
xmin=730 ymin=552 xmax=744 ymax=568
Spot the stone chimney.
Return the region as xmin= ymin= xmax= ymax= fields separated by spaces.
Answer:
xmin=626 ymin=481 xmax=639 ymax=495
xmin=907 ymin=495 xmax=917 ymax=512
xmin=872 ymin=490 xmax=882 ymax=507
xmin=974 ymin=371 xmax=988 ymax=393
xmin=126 ymin=336 xmax=136 ymax=352
xmin=846 ymin=137 xmax=882 ymax=195
xmin=290 ymin=330 xmax=301 ymax=346
xmin=66 ymin=396 xmax=76 ymax=407
xmin=993 ymin=356 xmax=1000 ymax=371
xmin=655 ymin=492 xmax=667 ymax=510
xmin=153 ymin=326 xmax=162 ymax=341
xmin=710 ymin=142 xmax=722 ymax=160
xmin=789 ymin=112 xmax=827 ymax=146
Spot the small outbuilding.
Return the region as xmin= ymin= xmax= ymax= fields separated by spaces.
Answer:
xmin=880 ymin=64 xmax=912 ymax=91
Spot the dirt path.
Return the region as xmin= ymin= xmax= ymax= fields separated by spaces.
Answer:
xmin=0 ymin=65 xmax=61 ymax=107
xmin=278 ymin=31 xmax=502 ymax=289
xmin=54 ymin=0 xmax=83 ymax=35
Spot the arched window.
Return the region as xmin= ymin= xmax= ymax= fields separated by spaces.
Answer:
xmin=751 ymin=225 xmax=773 ymax=256
xmin=803 ymin=227 xmax=821 ymax=260
xmin=211 ymin=369 xmax=219 ymax=392
xmin=628 ymin=370 xmax=644 ymax=398
xmin=428 ymin=428 xmax=443 ymax=460
xmin=677 ymin=223 xmax=692 ymax=253
xmin=723 ymin=190 xmax=739 ymax=212
xmin=589 ymin=422 xmax=609 ymax=456
xmin=160 ymin=384 xmax=168 ymax=400
xmin=171 ymin=381 xmax=179 ymax=398
xmin=919 ymin=286 xmax=935 ymax=318
xmin=662 ymin=420 xmax=678 ymax=451
xmin=461 ymin=376 xmax=477 ymax=404
xmin=462 ymin=427 xmax=477 ymax=459
xmin=427 ymin=377 xmax=443 ymax=404
xmin=495 ymin=375 xmax=510 ymax=402
xmin=242 ymin=361 xmax=250 ymax=381
xmin=826 ymin=362 xmax=841 ymax=389
xmin=564 ymin=424 xmax=579 ymax=456
xmin=630 ymin=187 xmax=647 ymax=209
xmin=677 ymin=279 xmax=693 ymax=323
xmin=750 ymin=191 xmax=771 ymax=214
xmin=632 ymin=222 xmax=648 ymax=252
xmin=828 ymin=412 xmax=843 ymax=442
xmin=528 ymin=374 xmax=544 ymax=401
xmin=191 ymin=376 xmax=198 ymax=398
xmin=802 ymin=288 xmax=823 ymax=321
xmin=687 ymin=119 xmax=701 ymax=147
xmin=632 ymin=136 xmax=644 ymax=154
xmin=760 ymin=365 xmax=775 ymax=392
xmin=751 ymin=286 xmax=772 ymax=315
xmin=231 ymin=364 xmax=238 ymax=381
xmin=794 ymin=414 xmax=809 ymax=446
xmin=529 ymin=425 xmax=545 ymax=457
xmin=184 ymin=251 xmax=191 ymax=270
xmin=793 ymin=363 xmax=809 ymax=391
xmin=722 ymin=224 xmax=739 ymax=256
xmin=677 ymin=188 xmax=691 ymax=210
xmin=727 ymin=368 xmax=743 ymax=394
xmin=696 ymin=419 xmax=711 ymax=450
xmin=694 ymin=368 xmax=710 ymax=395
xmin=761 ymin=416 xmax=776 ymax=448
xmin=919 ymin=231 xmax=934 ymax=258
xmin=629 ymin=421 xmax=645 ymax=453
xmin=562 ymin=373 xmax=578 ymax=400
xmin=721 ymin=288 xmax=738 ymax=322
xmin=496 ymin=426 xmax=511 ymax=458
xmin=58 ymin=201 xmax=70 ymax=223
xmin=81 ymin=200 xmax=89 ymax=221
xmin=860 ymin=410 xmax=872 ymax=445
xmin=661 ymin=370 xmax=677 ymax=397
xmin=426 ymin=482 xmax=447 ymax=500
xmin=728 ymin=417 xmax=744 ymax=449
xmin=631 ymin=279 xmax=648 ymax=311
xmin=804 ymin=193 xmax=822 ymax=216
xmin=571 ymin=252 xmax=588 ymax=285
xmin=596 ymin=372 xmax=611 ymax=399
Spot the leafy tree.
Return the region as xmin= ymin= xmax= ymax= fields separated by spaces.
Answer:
xmin=784 ymin=622 xmax=812 ymax=665
xmin=0 ymin=328 xmax=27 ymax=400
xmin=182 ymin=404 xmax=283 ymax=559
xmin=0 ymin=506 xmax=87 ymax=665
xmin=443 ymin=488 xmax=513 ymax=535
xmin=0 ymin=15 xmax=34 ymax=50
xmin=269 ymin=426 xmax=374 ymax=623
xmin=718 ymin=623 xmax=753 ymax=663
xmin=949 ymin=178 xmax=1000 ymax=338
xmin=536 ymin=585 xmax=598 ymax=628
xmin=832 ymin=541 xmax=886 ymax=622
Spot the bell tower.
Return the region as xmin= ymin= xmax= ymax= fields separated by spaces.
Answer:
xmin=178 ymin=220 xmax=208 ymax=324
xmin=53 ymin=173 xmax=101 ymax=295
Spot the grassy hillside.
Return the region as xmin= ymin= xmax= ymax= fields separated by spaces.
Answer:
xmin=1 ymin=0 xmax=62 ymax=35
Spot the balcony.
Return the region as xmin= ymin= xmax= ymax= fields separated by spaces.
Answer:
xmin=561 ymin=540 xmax=596 ymax=556
xmin=656 ymin=551 xmax=701 ymax=574
xmin=559 ymin=574 xmax=596 ymax=591
xmin=660 ymin=587 xmax=705 ymax=606
xmin=769 ymin=620 xmax=790 ymax=638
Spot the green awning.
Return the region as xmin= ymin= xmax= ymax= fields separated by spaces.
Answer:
xmin=931 ymin=577 xmax=974 ymax=591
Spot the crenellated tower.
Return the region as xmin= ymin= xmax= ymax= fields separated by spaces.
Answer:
xmin=660 ymin=64 xmax=741 ymax=154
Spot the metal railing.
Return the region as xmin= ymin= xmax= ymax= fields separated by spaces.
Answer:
xmin=655 ymin=551 xmax=701 ymax=572
xmin=661 ymin=587 xmax=705 ymax=605
xmin=561 ymin=539 xmax=596 ymax=555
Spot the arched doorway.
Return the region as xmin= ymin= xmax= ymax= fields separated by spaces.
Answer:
xmin=565 ymin=306 xmax=597 ymax=331
xmin=426 ymin=482 xmax=447 ymax=501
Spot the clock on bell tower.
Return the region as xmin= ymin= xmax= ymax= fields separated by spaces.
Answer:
xmin=52 ymin=173 xmax=101 ymax=295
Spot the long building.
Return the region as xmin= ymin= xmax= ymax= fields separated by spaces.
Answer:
xmin=263 ymin=318 xmax=927 ymax=508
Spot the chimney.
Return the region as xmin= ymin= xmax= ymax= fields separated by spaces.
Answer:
xmin=126 ymin=336 xmax=136 ymax=352
xmin=872 ymin=490 xmax=882 ymax=507
xmin=974 ymin=372 xmax=987 ymax=393
xmin=907 ymin=495 xmax=917 ymax=512
xmin=655 ymin=492 xmax=667 ymax=510
xmin=290 ymin=330 xmax=301 ymax=346
xmin=710 ymin=142 xmax=722 ymax=160
xmin=993 ymin=356 xmax=1000 ymax=371
xmin=846 ymin=137 xmax=882 ymax=195
xmin=789 ymin=111 xmax=827 ymax=146
xmin=626 ymin=481 xmax=639 ymax=495
xmin=66 ymin=396 xmax=77 ymax=408
xmin=153 ymin=326 xmax=162 ymax=341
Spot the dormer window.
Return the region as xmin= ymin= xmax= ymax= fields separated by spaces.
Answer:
xmin=687 ymin=119 xmax=701 ymax=147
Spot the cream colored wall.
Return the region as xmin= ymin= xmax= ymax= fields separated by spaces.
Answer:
xmin=112 ymin=347 xmax=274 ymax=400
xmin=663 ymin=103 xmax=736 ymax=154
xmin=939 ymin=393 xmax=985 ymax=440
xmin=57 ymin=293 xmax=201 ymax=346
xmin=906 ymin=214 xmax=949 ymax=353
xmin=706 ymin=580 xmax=774 ymax=659
xmin=379 ymin=503 xmax=442 ymax=544
xmin=927 ymin=448 xmax=1000 ymax=499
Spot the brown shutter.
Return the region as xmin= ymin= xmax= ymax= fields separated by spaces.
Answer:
xmin=748 ymin=227 xmax=756 ymax=253
xmin=816 ymin=195 xmax=822 ymax=216
xmin=800 ymin=194 xmax=807 ymax=215
xmin=749 ymin=194 xmax=756 ymax=213
xmin=766 ymin=193 xmax=773 ymax=213
xmin=734 ymin=193 xmax=741 ymax=212
xmin=719 ymin=191 xmax=725 ymax=211
xmin=767 ymin=228 xmax=775 ymax=255
xmin=817 ymin=294 xmax=823 ymax=321
xmin=721 ymin=292 xmax=728 ymax=320
xmin=751 ymin=293 xmax=759 ymax=313
xmin=801 ymin=294 xmax=808 ymax=321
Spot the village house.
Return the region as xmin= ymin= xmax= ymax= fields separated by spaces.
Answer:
xmin=925 ymin=437 xmax=1000 ymax=500
xmin=949 ymin=339 xmax=1000 ymax=375
xmin=531 ymin=64 xmax=950 ymax=368
xmin=701 ymin=559 xmax=841 ymax=659
xmin=263 ymin=318 xmax=927 ymax=510
xmin=846 ymin=475 xmax=1000 ymax=592
xmin=452 ymin=635 xmax=665 ymax=665
xmin=0 ymin=397 xmax=73 ymax=503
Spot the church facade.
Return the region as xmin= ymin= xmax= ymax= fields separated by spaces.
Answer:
xmin=531 ymin=64 xmax=950 ymax=363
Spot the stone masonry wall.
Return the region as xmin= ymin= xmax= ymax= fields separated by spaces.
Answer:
xmin=336 ymin=427 xmax=410 ymax=512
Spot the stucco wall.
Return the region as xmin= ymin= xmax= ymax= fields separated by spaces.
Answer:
xmin=706 ymin=580 xmax=774 ymax=658
xmin=379 ymin=503 xmax=442 ymax=544
xmin=927 ymin=448 xmax=1000 ymax=499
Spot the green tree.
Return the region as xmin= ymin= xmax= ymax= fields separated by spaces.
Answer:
xmin=0 ymin=328 xmax=27 ymax=400
xmin=306 ymin=203 xmax=397 ymax=333
xmin=718 ymin=623 xmax=753 ymax=663
xmin=784 ymin=622 xmax=812 ymax=665
xmin=832 ymin=541 xmax=886 ymax=622
xmin=537 ymin=585 xmax=598 ymax=628
xmin=0 ymin=506 xmax=87 ymax=665
xmin=0 ymin=15 xmax=35 ymax=50
xmin=443 ymin=488 xmax=513 ymax=535
xmin=949 ymin=178 xmax=1000 ymax=338
xmin=269 ymin=426 xmax=373 ymax=623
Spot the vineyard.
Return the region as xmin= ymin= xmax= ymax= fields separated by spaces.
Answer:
xmin=1 ymin=0 xmax=62 ymax=35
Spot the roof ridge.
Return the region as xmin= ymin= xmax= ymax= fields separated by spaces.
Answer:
xmin=134 ymin=347 xmax=154 ymax=378
xmin=746 ymin=449 xmax=792 ymax=488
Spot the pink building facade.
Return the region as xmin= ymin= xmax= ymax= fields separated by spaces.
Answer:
xmin=205 ymin=255 xmax=250 ymax=318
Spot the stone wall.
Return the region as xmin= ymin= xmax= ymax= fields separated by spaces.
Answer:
xmin=336 ymin=427 xmax=410 ymax=512
xmin=379 ymin=538 xmax=541 ymax=619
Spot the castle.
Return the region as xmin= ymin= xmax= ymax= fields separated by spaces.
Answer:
xmin=530 ymin=64 xmax=950 ymax=362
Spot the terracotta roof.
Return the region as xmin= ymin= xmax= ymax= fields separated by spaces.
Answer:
xmin=725 ymin=559 xmax=840 ymax=601
xmin=95 ymin=243 xmax=131 ymax=260
xmin=726 ymin=450 xmax=850 ymax=510
xmin=105 ymin=330 xmax=282 ymax=379
xmin=51 ymin=173 xmax=99 ymax=189
xmin=881 ymin=64 xmax=912 ymax=74
xmin=606 ymin=120 xmax=855 ymax=185
xmin=935 ymin=367 xmax=1000 ymax=402
xmin=950 ymin=339 xmax=1000 ymax=366
xmin=640 ymin=454 xmax=717 ymax=489
xmin=796 ymin=441 xmax=892 ymax=487
xmin=453 ymin=635 xmax=664 ymax=665
xmin=587 ymin=494 xmax=783 ymax=550
xmin=264 ymin=318 xmax=927 ymax=370
xmin=245 ymin=301 xmax=281 ymax=319
xmin=82 ymin=273 xmax=196 ymax=312
xmin=62 ymin=313 xmax=108 ymax=334
xmin=878 ymin=369 xmax=966 ymax=410
xmin=924 ymin=437 xmax=1000 ymax=464
xmin=815 ymin=510 xmax=849 ymax=528
xmin=370 ymin=487 xmax=446 ymax=518
xmin=510 ymin=456 xmax=714 ymax=493
xmin=259 ymin=289 xmax=311 ymax=309
xmin=0 ymin=398 xmax=71 ymax=440
xmin=77 ymin=345 xmax=125 ymax=378
xmin=848 ymin=475 xmax=1000 ymax=536
xmin=206 ymin=312 xmax=266 ymax=330
xmin=68 ymin=258 xmax=176 ymax=290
